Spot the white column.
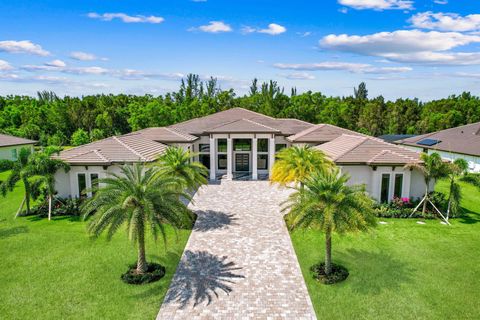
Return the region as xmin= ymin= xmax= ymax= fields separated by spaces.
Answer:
xmin=227 ymin=137 xmax=233 ymax=180
xmin=252 ymin=137 xmax=258 ymax=180
xmin=209 ymin=136 xmax=216 ymax=180
xmin=268 ymin=135 xmax=275 ymax=177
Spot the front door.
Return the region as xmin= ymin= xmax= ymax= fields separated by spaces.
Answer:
xmin=235 ymin=153 xmax=250 ymax=172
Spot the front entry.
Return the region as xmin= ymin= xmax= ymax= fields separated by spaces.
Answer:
xmin=235 ymin=153 xmax=250 ymax=172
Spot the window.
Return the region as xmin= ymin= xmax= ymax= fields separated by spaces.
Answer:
xmin=234 ymin=139 xmax=251 ymax=151
xmin=394 ymin=174 xmax=403 ymax=198
xmin=217 ymin=139 xmax=227 ymax=153
xmin=218 ymin=154 xmax=227 ymax=170
xmin=11 ymin=148 xmax=17 ymax=160
xmin=77 ymin=173 xmax=87 ymax=198
xmin=275 ymin=144 xmax=287 ymax=152
xmin=257 ymin=154 xmax=268 ymax=170
xmin=90 ymin=173 xmax=99 ymax=195
xmin=380 ymin=174 xmax=390 ymax=203
xmin=257 ymin=139 xmax=268 ymax=152
xmin=199 ymin=144 xmax=210 ymax=153
xmin=199 ymin=154 xmax=210 ymax=169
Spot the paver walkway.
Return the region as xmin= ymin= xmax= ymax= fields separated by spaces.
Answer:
xmin=157 ymin=181 xmax=316 ymax=320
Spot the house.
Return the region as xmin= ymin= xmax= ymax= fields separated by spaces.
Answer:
xmin=0 ymin=133 xmax=37 ymax=161
xmin=54 ymin=107 xmax=427 ymax=202
xmin=377 ymin=134 xmax=417 ymax=144
xmin=396 ymin=122 xmax=480 ymax=173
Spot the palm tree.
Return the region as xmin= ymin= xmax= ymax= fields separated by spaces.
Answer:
xmin=0 ymin=148 xmax=35 ymax=217
xmin=405 ymin=152 xmax=448 ymax=215
xmin=29 ymin=149 xmax=70 ymax=220
xmin=446 ymin=158 xmax=469 ymax=220
xmin=271 ymin=145 xmax=332 ymax=189
xmin=283 ymin=168 xmax=376 ymax=275
xmin=81 ymin=164 xmax=192 ymax=274
xmin=156 ymin=146 xmax=208 ymax=191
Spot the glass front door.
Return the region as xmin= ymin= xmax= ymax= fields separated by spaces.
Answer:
xmin=235 ymin=153 xmax=250 ymax=172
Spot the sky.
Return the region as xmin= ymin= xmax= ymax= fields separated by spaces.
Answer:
xmin=1 ymin=0 xmax=480 ymax=100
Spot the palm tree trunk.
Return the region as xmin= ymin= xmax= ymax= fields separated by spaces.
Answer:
xmin=422 ymin=184 xmax=429 ymax=216
xmin=15 ymin=196 xmax=26 ymax=218
xmin=325 ymin=230 xmax=332 ymax=275
xmin=48 ymin=195 xmax=52 ymax=221
xmin=136 ymin=228 xmax=147 ymax=274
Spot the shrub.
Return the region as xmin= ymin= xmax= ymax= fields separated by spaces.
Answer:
xmin=461 ymin=174 xmax=480 ymax=189
xmin=0 ymin=159 xmax=13 ymax=172
xmin=121 ymin=262 xmax=166 ymax=285
xmin=70 ymin=129 xmax=90 ymax=146
xmin=28 ymin=197 xmax=82 ymax=217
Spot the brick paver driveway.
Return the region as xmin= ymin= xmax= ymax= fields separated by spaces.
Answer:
xmin=157 ymin=180 xmax=316 ymax=320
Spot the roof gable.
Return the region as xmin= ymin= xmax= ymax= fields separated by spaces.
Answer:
xmin=205 ymin=118 xmax=280 ymax=133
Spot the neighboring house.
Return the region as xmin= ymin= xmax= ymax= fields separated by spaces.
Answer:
xmin=396 ymin=122 xmax=480 ymax=173
xmin=54 ymin=107 xmax=427 ymax=202
xmin=0 ymin=133 xmax=36 ymax=161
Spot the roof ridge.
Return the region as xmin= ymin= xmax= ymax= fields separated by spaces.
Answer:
xmin=164 ymin=126 xmax=195 ymax=140
xmin=93 ymin=149 xmax=109 ymax=162
xmin=286 ymin=124 xmax=324 ymax=141
xmin=243 ymin=118 xmax=280 ymax=132
xmin=113 ymin=136 xmax=147 ymax=161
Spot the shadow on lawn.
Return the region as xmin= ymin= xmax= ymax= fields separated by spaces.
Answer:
xmin=457 ymin=208 xmax=480 ymax=225
xmin=0 ymin=226 xmax=29 ymax=239
xmin=162 ymin=250 xmax=244 ymax=309
xmin=193 ymin=210 xmax=238 ymax=232
xmin=339 ymin=249 xmax=415 ymax=295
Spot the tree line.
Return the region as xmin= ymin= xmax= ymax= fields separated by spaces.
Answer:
xmin=1 ymin=74 xmax=479 ymax=146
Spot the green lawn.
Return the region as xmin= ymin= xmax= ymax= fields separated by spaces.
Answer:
xmin=290 ymin=179 xmax=480 ymax=319
xmin=0 ymin=171 xmax=191 ymax=319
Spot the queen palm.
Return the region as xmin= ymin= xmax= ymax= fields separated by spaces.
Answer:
xmin=156 ymin=146 xmax=208 ymax=191
xmin=29 ymin=149 xmax=70 ymax=220
xmin=81 ymin=164 xmax=192 ymax=274
xmin=0 ymin=147 xmax=35 ymax=217
xmin=405 ymin=152 xmax=448 ymax=215
xmin=446 ymin=158 xmax=469 ymax=220
xmin=271 ymin=145 xmax=332 ymax=189
xmin=283 ymin=168 xmax=376 ymax=275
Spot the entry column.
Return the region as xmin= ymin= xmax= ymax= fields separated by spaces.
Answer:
xmin=209 ymin=136 xmax=216 ymax=180
xmin=227 ymin=137 xmax=233 ymax=180
xmin=268 ymin=135 xmax=275 ymax=177
xmin=252 ymin=137 xmax=258 ymax=180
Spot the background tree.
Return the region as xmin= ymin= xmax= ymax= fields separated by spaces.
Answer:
xmin=70 ymin=128 xmax=90 ymax=146
xmin=81 ymin=164 xmax=192 ymax=274
xmin=283 ymin=168 xmax=376 ymax=276
xmin=354 ymin=82 xmax=368 ymax=100
xmin=271 ymin=146 xmax=332 ymax=189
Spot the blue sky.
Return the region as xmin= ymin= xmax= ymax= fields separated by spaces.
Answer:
xmin=1 ymin=0 xmax=479 ymax=100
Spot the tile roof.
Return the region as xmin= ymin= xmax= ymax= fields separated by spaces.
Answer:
xmin=56 ymin=134 xmax=168 ymax=164
xmin=170 ymin=107 xmax=314 ymax=136
xmin=0 ymin=133 xmax=37 ymax=147
xmin=126 ymin=127 xmax=198 ymax=142
xmin=397 ymin=122 xmax=480 ymax=157
xmin=315 ymin=134 xmax=421 ymax=165
xmin=287 ymin=124 xmax=364 ymax=143
xmin=205 ymin=118 xmax=280 ymax=133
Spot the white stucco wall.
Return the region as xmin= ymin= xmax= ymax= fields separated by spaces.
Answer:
xmin=403 ymin=145 xmax=480 ymax=173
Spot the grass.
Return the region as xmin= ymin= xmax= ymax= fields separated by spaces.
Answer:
xmin=0 ymin=171 xmax=191 ymax=319
xmin=290 ymin=179 xmax=480 ymax=319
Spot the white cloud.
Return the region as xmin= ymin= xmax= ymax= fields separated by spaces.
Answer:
xmin=321 ymin=30 xmax=480 ymax=55
xmin=87 ymin=12 xmax=164 ymax=24
xmin=297 ymin=31 xmax=312 ymax=37
xmin=433 ymin=0 xmax=448 ymax=4
xmin=0 ymin=40 xmax=50 ymax=56
xmin=191 ymin=21 xmax=232 ymax=33
xmin=70 ymin=51 xmax=105 ymax=61
xmin=191 ymin=0 xmax=207 ymax=2
xmin=45 ymin=60 xmax=66 ymax=68
xmin=0 ymin=60 xmax=13 ymax=71
xmin=339 ymin=7 xmax=349 ymax=14
xmin=381 ymin=51 xmax=480 ymax=65
xmin=274 ymin=61 xmax=412 ymax=74
xmin=410 ymin=12 xmax=480 ymax=32
xmin=282 ymin=72 xmax=316 ymax=80
xmin=242 ymin=23 xmax=286 ymax=35
xmin=338 ymin=0 xmax=413 ymax=11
